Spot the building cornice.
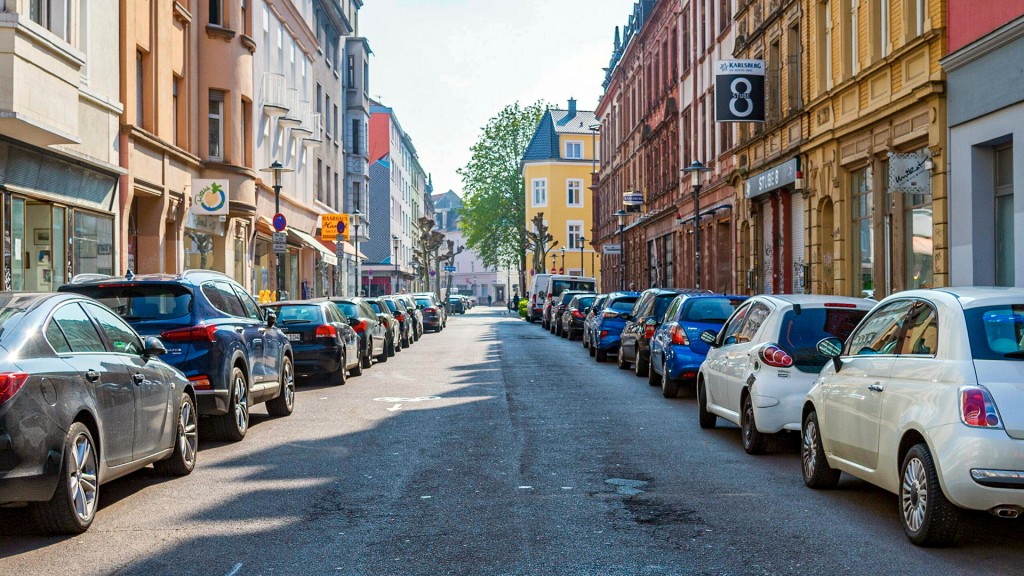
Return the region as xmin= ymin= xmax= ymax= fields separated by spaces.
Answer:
xmin=942 ymin=15 xmax=1024 ymax=72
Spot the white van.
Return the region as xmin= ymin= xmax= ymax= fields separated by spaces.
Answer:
xmin=527 ymin=274 xmax=552 ymax=322
xmin=539 ymin=275 xmax=597 ymax=329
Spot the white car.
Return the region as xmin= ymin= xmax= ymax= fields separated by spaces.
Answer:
xmin=696 ymin=295 xmax=873 ymax=454
xmin=802 ymin=288 xmax=1024 ymax=546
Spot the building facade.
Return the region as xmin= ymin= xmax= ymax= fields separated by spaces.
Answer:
xmin=944 ymin=1 xmax=1024 ymax=286
xmin=0 ymin=0 xmax=123 ymax=290
xmin=523 ymin=99 xmax=602 ymax=281
xmin=433 ymin=190 xmax=510 ymax=304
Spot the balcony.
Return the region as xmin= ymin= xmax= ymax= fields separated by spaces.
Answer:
xmin=261 ymin=73 xmax=288 ymax=118
xmin=303 ymin=112 xmax=323 ymax=148
xmin=279 ymin=88 xmax=302 ymax=128
xmin=290 ymin=100 xmax=313 ymax=139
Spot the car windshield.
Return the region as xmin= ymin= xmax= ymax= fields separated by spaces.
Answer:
xmin=609 ymin=298 xmax=637 ymax=312
xmin=269 ymin=305 xmax=322 ymax=324
xmin=551 ymin=280 xmax=596 ymax=297
xmin=652 ymin=294 xmax=678 ymax=320
xmin=69 ymin=284 xmax=192 ymax=324
xmin=965 ymin=304 xmax=1024 ymax=361
xmin=333 ymin=301 xmax=359 ymax=318
xmin=778 ymin=307 xmax=868 ymax=372
xmin=681 ymin=298 xmax=742 ymax=323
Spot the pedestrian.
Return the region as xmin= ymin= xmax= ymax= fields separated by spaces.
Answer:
xmin=487 ymin=295 xmax=493 ymax=307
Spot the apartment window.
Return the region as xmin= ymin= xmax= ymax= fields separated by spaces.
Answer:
xmin=316 ymin=159 xmax=323 ymax=202
xmin=531 ymin=179 xmax=548 ymax=208
xmin=240 ymin=0 xmax=248 ymax=35
xmin=316 ymin=83 xmax=322 ymax=130
xmin=333 ymin=104 xmax=339 ymax=145
xmin=347 ymin=55 xmax=355 ymax=87
xmin=363 ymin=61 xmax=370 ymax=95
xmin=208 ymin=90 xmax=224 ymax=161
xmin=210 ymin=0 xmax=223 ymax=26
xmin=78 ymin=0 xmax=89 ymax=76
xmin=995 ymin=144 xmax=1014 ymax=286
xmin=870 ymin=0 xmax=889 ymax=59
xmin=325 ymin=167 xmax=331 ymax=206
xmin=565 ymin=141 xmax=583 ymax=159
xmin=241 ymin=99 xmax=251 ymax=168
xmin=906 ymin=0 xmax=925 ymax=39
xmin=351 ymin=119 xmax=361 ymax=154
xmin=681 ymin=8 xmax=690 ymax=73
xmin=824 ymin=1 xmax=833 ymax=90
xmin=840 ymin=0 xmax=854 ymax=78
xmin=136 ymin=50 xmax=145 ymax=127
xmin=852 ymin=166 xmax=874 ymax=294
xmin=172 ymin=76 xmax=180 ymax=146
xmin=787 ymin=24 xmax=803 ymax=112
xmin=325 ymin=95 xmax=331 ymax=139
xmin=31 ymin=0 xmax=71 ymax=41
xmin=567 ymin=222 xmax=583 ymax=250
xmin=720 ymin=0 xmax=731 ymax=34
xmin=768 ymin=40 xmax=781 ymax=124
xmin=567 ymin=179 xmax=584 ymax=207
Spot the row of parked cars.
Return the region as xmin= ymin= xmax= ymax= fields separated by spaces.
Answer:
xmin=537 ymin=283 xmax=1024 ymax=547
xmin=0 ymin=269 xmax=452 ymax=534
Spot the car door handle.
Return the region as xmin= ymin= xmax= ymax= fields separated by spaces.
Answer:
xmin=85 ymin=369 xmax=99 ymax=382
xmin=868 ymin=383 xmax=885 ymax=392
xmin=132 ymin=373 xmax=145 ymax=385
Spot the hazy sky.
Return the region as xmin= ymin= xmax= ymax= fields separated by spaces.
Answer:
xmin=361 ymin=0 xmax=632 ymax=196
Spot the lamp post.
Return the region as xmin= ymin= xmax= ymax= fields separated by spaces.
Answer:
xmin=559 ymin=246 xmax=565 ymax=273
xmin=578 ymin=235 xmax=586 ymax=275
xmin=615 ymin=209 xmax=627 ymax=290
xmin=550 ymin=252 xmax=557 ymax=273
xmin=588 ymin=123 xmax=601 ymax=174
xmin=351 ymin=209 xmax=363 ymax=296
xmin=683 ymin=161 xmax=713 ymax=290
xmin=392 ymin=234 xmax=400 ymax=294
xmin=260 ymin=161 xmax=294 ymax=301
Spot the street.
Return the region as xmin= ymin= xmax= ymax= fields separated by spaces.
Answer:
xmin=2 ymin=307 xmax=1023 ymax=576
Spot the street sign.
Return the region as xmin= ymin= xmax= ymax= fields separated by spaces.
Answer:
xmin=603 ymin=244 xmax=622 ymax=255
xmin=272 ymin=213 xmax=287 ymax=232
xmin=335 ymin=241 xmax=345 ymax=258
xmin=320 ymin=214 xmax=350 ymax=242
xmin=444 ymin=265 xmax=456 ymax=272
xmin=272 ymin=232 xmax=287 ymax=254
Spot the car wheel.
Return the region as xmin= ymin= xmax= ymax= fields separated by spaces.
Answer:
xmin=698 ymin=379 xmax=717 ymax=429
xmin=801 ymin=410 xmax=840 ymax=489
xmin=617 ymin=347 xmax=630 ymax=370
xmin=378 ymin=337 xmax=389 ymax=363
xmin=210 ymin=367 xmax=249 ymax=442
xmin=648 ymin=356 xmax=660 ymax=386
xmin=741 ymin=393 xmax=769 ymax=455
xmin=333 ymin=347 xmax=348 ymax=385
xmin=660 ymin=362 xmax=679 ymax=397
xmin=595 ymin=348 xmax=606 ymax=362
xmin=350 ymin=347 xmax=364 ymax=377
xmin=154 ymin=392 xmax=199 ymax=476
xmin=583 ymin=332 xmax=589 ymax=349
xmin=266 ymin=356 xmax=296 ymax=417
xmin=361 ymin=343 xmax=373 ymax=369
xmin=635 ymin=351 xmax=649 ymax=377
xmin=589 ymin=343 xmax=596 ymax=357
xmin=900 ymin=444 xmax=961 ymax=547
xmin=32 ymin=422 xmax=99 ymax=534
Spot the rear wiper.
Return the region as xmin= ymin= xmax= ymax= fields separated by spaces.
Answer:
xmin=281 ymin=319 xmax=310 ymax=325
xmin=122 ymin=316 xmax=156 ymax=321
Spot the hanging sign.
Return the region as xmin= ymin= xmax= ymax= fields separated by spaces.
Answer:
xmin=714 ymin=60 xmax=765 ymax=123
xmin=623 ymin=191 xmax=644 ymax=213
xmin=888 ymin=151 xmax=932 ymax=194
xmin=320 ymin=214 xmax=350 ymax=242
xmin=190 ymin=179 xmax=230 ymax=216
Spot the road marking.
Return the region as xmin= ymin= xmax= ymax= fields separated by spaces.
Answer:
xmin=387 ymin=404 xmax=403 ymax=412
xmin=373 ymin=396 xmax=442 ymax=403
xmin=225 ymin=563 xmax=243 ymax=576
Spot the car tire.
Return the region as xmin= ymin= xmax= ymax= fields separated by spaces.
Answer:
xmin=361 ymin=344 xmax=373 ymax=369
xmin=648 ymin=356 xmax=660 ymax=386
xmin=617 ymin=347 xmax=630 ymax=370
xmin=266 ymin=356 xmax=296 ymax=417
xmin=32 ymin=422 xmax=99 ymax=534
xmin=698 ymin=379 xmax=717 ymax=429
xmin=595 ymin=348 xmax=607 ymax=362
xmin=589 ymin=343 xmax=596 ymax=357
xmin=900 ymin=444 xmax=961 ymax=547
xmin=660 ymin=362 xmax=679 ymax=397
xmin=377 ymin=338 xmax=389 ymax=363
xmin=801 ymin=410 xmax=841 ymax=489
xmin=210 ymin=367 xmax=249 ymax=442
xmin=635 ymin=351 xmax=649 ymax=377
xmin=740 ymin=393 xmax=769 ymax=455
xmin=332 ymin=348 xmax=348 ymax=385
xmin=350 ymin=348 xmax=364 ymax=377
xmin=582 ymin=332 xmax=589 ymax=348
xmin=154 ymin=392 xmax=199 ymax=476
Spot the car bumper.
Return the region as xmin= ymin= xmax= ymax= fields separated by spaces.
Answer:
xmin=749 ymin=371 xmax=820 ymax=434
xmin=423 ymin=317 xmax=441 ymax=329
xmin=196 ymin=389 xmax=231 ymax=415
xmin=664 ymin=346 xmax=706 ymax=380
xmin=293 ymin=345 xmax=343 ymax=375
xmin=595 ymin=334 xmax=622 ymax=351
xmin=0 ymin=406 xmax=64 ymax=504
xmin=928 ymin=422 xmax=1024 ymax=511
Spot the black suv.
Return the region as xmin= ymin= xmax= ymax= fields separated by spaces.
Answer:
xmin=61 ymin=270 xmax=295 ymax=441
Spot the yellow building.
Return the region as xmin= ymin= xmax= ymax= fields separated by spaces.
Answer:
xmin=521 ymin=99 xmax=602 ymax=281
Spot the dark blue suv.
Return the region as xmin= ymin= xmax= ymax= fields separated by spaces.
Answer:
xmin=61 ymin=270 xmax=295 ymax=441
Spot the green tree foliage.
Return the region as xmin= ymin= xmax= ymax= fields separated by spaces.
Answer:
xmin=458 ymin=101 xmax=545 ymax=290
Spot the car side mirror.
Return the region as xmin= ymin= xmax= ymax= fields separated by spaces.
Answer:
xmin=583 ymin=307 xmax=591 ymax=314
xmin=265 ymin=311 xmax=277 ymax=328
xmin=143 ymin=336 xmax=167 ymax=357
xmin=348 ymin=317 xmax=359 ymax=327
xmin=816 ymin=337 xmax=844 ymax=373
xmin=699 ymin=329 xmax=718 ymax=347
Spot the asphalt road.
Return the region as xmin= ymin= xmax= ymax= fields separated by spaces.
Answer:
xmin=2 ymin=306 xmax=1023 ymax=575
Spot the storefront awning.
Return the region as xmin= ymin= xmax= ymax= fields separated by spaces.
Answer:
xmin=318 ymin=238 xmax=365 ymax=260
xmin=288 ymin=228 xmax=338 ymax=266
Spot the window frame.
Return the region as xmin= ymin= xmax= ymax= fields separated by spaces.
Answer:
xmin=208 ymin=90 xmax=225 ymax=162
xmin=566 ymin=178 xmax=584 ymax=208
xmin=564 ymin=140 xmax=584 ymax=160
xmin=531 ymin=178 xmax=548 ymax=208
xmin=48 ymin=302 xmax=109 ymax=354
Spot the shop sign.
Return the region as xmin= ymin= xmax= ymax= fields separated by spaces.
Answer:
xmin=321 ymin=214 xmax=350 ymax=241
xmin=623 ymin=191 xmax=643 ymax=212
xmin=745 ymin=158 xmax=799 ymax=199
xmin=184 ymin=211 xmax=226 ymax=235
xmin=888 ymin=151 xmax=932 ymax=194
xmin=190 ymin=179 xmax=230 ymax=216
xmin=715 ymin=60 xmax=765 ymax=123
xmin=603 ymin=244 xmax=622 ymax=255
xmin=272 ymin=232 xmax=287 ymax=254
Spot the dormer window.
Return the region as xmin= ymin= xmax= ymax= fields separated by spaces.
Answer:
xmin=565 ymin=141 xmax=583 ymax=159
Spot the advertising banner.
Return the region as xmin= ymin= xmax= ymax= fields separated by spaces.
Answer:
xmin=714 ymin=60 xmax=765 ymax=123
xmin=191 ymin=179 xmax=230 ymax=216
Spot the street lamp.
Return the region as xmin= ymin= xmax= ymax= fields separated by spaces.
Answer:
xmin=615 ymin=209 xmax=627 ymax=291
xmin=683 ymin=161 xmax=713 ymax=290
xmin=560 ymin=246 xmax=566 ymax=273
xmin=578 ymin=235 xmax=586 ymax=275
xmin=550 ymin=252 xmax=557 ymax=273
xmin=351 ymin=208 xmax=363 ymax=296
xmin=392 ymin=234 xmax=400 ymax=294
xmin=588 ymin=123 xmax=601 ymax=174
xmin=260 ymin=160 xmax=294 ymax=301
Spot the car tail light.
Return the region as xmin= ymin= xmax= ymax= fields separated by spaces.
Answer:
xmin=759 ymin=345 xmax=794 ymax=368
xmin=0 ymin=372 xmax=29 ymax=405
xmin=187 ymin=375 xmax=212 ymax=390
xmin=316 ymin=325 xmax=337 ymax=338
xmin=572 ymin=309 xmax=585 ymax=319
xmin=602 ymin=310 xmax=619 ymax=318
xmin=600 ymin=330 xmax=608 ymax=338
xmin=352 ymin=320 xmax=367 ymax=333
xmin=644 ymin=319 xmax=657 ymax=340
xmin=161 ymin=324 xmax=218 ymax=342
xmin=425 ymin=307 xmax=437 ymax=314
xmin=824 ymin=302 xmax=859 ymax=308
xmin=961 ymin=386 xmax=1002 ymax=428
xmin=670 ymin=324 xmax=689 ymax=346
xmin=396 ymin=312 xmax=405 ymax=321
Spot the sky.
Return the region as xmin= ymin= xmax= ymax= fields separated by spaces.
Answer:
xmin=360 ymin=0 xmax=633 ymax=197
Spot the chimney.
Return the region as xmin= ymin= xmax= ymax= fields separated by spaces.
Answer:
xmin=567 ymin=98 xmax=577 ymax=117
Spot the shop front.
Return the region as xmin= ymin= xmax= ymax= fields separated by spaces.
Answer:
xmin=743 ymin=158 xmax=806 ymax=295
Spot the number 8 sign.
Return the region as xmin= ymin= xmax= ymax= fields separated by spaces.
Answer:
xmin=714 ymin=60 xmax=765 ymax=123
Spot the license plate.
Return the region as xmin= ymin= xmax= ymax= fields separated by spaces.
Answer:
xmin=286 ymin=333 xmax=301 ymax=341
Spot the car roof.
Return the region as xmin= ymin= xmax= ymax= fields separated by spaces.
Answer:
xmin=895 ymin=287 xmax=1024 ymax=309
xmin=262 ymin=299 xmax=327 ymax=306
xmin=62 ymin=269 xmax=234 ymax=287
xmin=756 ymin=294 xmax=875 ymax=308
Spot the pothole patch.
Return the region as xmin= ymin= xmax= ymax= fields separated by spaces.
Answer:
xmin=605 ymin=477 xmax=649 ymax=496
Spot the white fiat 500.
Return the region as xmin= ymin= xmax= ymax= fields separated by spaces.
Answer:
xmin=696 ymin=295 xmax=872 ymax=454
xmin=802 ymin=288 xmax=1024 ymax=547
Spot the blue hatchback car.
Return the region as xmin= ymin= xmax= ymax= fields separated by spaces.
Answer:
xmin=60 ymin=270 xmax=295 ymax=442
xmin=649 ymin=293 xmax=747 ymax=398
xmin=585 ymin=291 xmax=640 ymax=362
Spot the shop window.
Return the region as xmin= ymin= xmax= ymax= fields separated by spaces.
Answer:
xmin=73 ymin=210 xmax=114 ymax=277
xmin=852 ymin=167 xmax=874 ymax=297
xmin=234 ymin=236 xmax=246 ymax=286
xmin=905 ymin=191 xmax=933 ymax=289
xmin=185 ymin=231 xmax=214 ymax=270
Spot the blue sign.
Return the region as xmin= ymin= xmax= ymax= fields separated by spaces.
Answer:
xmin=444 ymin=266 xmax=456 ymax=272
xmin=273 ymin=213 xmax=287 ymax=232
xmin=337 ymin=220 xmax=346 ymax=234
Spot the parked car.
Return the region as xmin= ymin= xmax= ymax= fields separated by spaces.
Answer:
xmin=260 ymin=300 xmax=361 ymax=384
xmin=382 ymin=296 xmax=414 ymax=348
xmin=414 ymin=294 xmax=445 ymax=332
xmin=617 ymin=288 xmax=686 ymax=377
xmin=803 ymin=288 xmax=1024 ymax=546
xmin=550 ymin=290 xmax=596 ymax=337
xmin=582 ymin=294 xmax=609 ymax=350
xmin=696 ymin=294 xmax=872 ymax=455
xmin=559 ymin=294 xmax=597 ymax=340
xmin=61 ymin=270 xmax=295 ymax=442
xmin=328 ymin=297 xmax=387 ymax=367
xmin=648 ymin=293 xmax=747 ymax=397
xmin=365 ymin=297 xmax=400 ymax=357
xmin=395 ymin=294 xmax=423 ymax=341
xmin=448 ymin=296 xmax=466 ymax=315
xmin=0 ymin=293 xmax=197 ymax=534
xmin=527 ymin=273 xmax=553 ymax=323
xmin=541 ymin=275 xmax=597 ymax=330
xmin=414 ymin=292 xmax=447 ymax=329
xmin=586 ymin=291 xmax=641 ymax=362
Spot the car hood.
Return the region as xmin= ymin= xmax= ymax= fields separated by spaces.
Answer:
xmin=973 ymin=360 xmax=1024 ymax=440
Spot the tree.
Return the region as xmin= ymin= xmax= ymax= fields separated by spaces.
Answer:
xmin=458 ymin=100 xmax=546 ymax=295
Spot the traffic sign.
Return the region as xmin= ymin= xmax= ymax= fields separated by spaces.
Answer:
xmin=444 ymin=265 xmax=456 ymax=272
xmin=335 ymin=241 xmax=345 ymax=258
xmin=272 ymin=213 xmax=287 ymax=232
xmin=272 ymin=232 xmax=287 ymax=254
xmin=320 ymin=214 xmax=350 ymax=242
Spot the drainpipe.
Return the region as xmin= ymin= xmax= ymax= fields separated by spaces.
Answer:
xmin=118 ymin=127 xmax=130 ymax=276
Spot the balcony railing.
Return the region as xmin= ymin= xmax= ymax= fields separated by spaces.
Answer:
xmin=261 ymin=73 xmax=288 ymax=114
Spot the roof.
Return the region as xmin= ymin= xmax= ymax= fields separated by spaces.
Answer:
xmin=522 ymin=107 xmax=599 ymax=164
xmin=550 ymin=109 xmax=599 ymax=134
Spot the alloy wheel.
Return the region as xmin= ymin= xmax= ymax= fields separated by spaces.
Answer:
xmin=802 ymin=419 xmax=818 ymax=480
xmin=179 ymin=400 xmax=198 ymax=469
xmin=742 ymin=400 xmax=755 ymax=447
xmin=234 ymin=374 xmax=249 ymax=434
xmin=69 ymin=432 xmax=98 ymax=523
xmin=282 ymin=360 xmax=295 ymax=411
xmin=902 ymin=456 xmax=929 ymax=533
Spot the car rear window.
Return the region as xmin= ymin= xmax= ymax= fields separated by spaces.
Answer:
xmin=367 ymin=301 xmax=383 ymax=314
xmin=551 ymin=280 xmax=596 ymax=296
xmin=68 ymin=284 xmax=193 ymax=324
xmin=383 ymin=300 xmax=398 ymax=313
xmin=268 ymin=305 xmax=322 ymax=325
xmin=652 ymin=294 xmax=678 ymax=320
xmin=577 ymin=296 xmax=596 ymax=308
xmin=778 ymin=308 xmax=868 ymax=372
xmin=333 ymin=301 xmax=359 ymax=319
xmin=965 ymin=305 xmax=1024 ymax=361
xmin=415 ymin=298 xmax=431 ymax=308
xmin=681 ymin=298 xmax=742 ymax=323
xmin=608 ymin=298 xmax=637 ymax=312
